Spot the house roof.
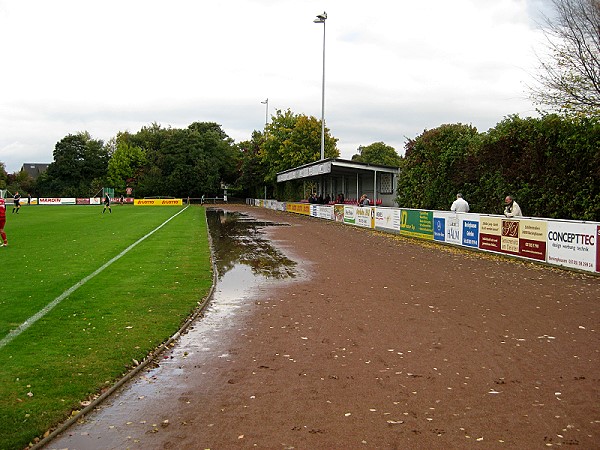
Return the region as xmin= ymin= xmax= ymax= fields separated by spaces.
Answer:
xmin=21 ymin=163 xmax=50 ymax=179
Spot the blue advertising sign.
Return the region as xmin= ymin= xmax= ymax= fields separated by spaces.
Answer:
xmin=434 ymin=217 xmax=445 ymax=241
xmin=462 ymin=220 xmax=479 ymax=247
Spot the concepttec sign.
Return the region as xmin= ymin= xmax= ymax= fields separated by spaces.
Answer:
xmin=134 ymin=199 xmax=183 ymax=206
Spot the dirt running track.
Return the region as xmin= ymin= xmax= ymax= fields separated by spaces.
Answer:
xmin=49 ymin=204 xmax=599 ymax=450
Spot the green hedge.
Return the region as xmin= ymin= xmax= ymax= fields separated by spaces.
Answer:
xmin=396 ymin=114 xmax=600 ymax=221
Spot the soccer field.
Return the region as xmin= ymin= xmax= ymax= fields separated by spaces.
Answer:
xmin=0 ymin=205 xmax=213 ymax=449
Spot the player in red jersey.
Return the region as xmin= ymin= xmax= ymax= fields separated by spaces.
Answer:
xmin=0 ymin=198 xmax=8 ymax=246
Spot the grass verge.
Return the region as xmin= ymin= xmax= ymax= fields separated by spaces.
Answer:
xmin=0 ymin=205 xmax=212 ymax=449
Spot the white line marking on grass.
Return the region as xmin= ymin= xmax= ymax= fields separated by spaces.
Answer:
xmin=0 ymin=205 xmax=190 ymax=350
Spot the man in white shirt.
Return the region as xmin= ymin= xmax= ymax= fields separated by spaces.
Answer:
xmin=504 ymin=195 xmax=522 ymax=217
xmin=451 ymin=193 xmax=469 ymax=213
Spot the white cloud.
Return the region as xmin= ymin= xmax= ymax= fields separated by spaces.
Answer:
xmin=0 ymin=0 xmax=546 ymax=172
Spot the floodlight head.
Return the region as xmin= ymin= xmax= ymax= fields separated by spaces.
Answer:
xmin=314 ymin=11 xmax=327 ymax=22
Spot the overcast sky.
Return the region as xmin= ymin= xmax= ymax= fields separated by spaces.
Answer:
xmin=0 ymin=0 xmax=552 ymax=173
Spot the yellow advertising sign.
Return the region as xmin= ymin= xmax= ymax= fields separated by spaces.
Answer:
xmin=286 ymin=202 xmax=311 ymax=215
xmin=134 ymin=199 xmax=183 ymax=206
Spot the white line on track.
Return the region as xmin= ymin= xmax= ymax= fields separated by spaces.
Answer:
xmin=0 ymin=205 xmax=190 ymax=350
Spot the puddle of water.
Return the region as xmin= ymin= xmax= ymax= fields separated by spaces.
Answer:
xmin=206 ymin=208 xmax=297 ymax=282
xmin=47 ymin=207 xmax=298 ymax=450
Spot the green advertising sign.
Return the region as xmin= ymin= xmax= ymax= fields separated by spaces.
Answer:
xmin=400 ymin=209 xmax=434 ymax=239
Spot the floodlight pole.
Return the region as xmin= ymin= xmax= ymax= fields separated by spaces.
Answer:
xmin=261 ymin=98 xmax=269 ymax=128
xmin=314 ymin=12 xmax=327 ymax=161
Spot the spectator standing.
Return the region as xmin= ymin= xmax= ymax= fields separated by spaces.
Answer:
xmin=504 ymin=195 xmax=522 ymax=217
xmin=450 ymin=193 xmax=470 ymax=213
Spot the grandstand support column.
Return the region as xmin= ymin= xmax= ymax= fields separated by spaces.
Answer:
xmin=373 ymin=170 xmax=377 ymax=204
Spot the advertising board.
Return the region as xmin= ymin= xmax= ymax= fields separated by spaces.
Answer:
xmin=400 ymin=210 xmax=433 ymax=239
xmin=462 ymin=219 xmax=479 ymax=248
xmin=518 ymin=219 xmax=547 ymax=261
xmin=355 ymin=206 xmax=374 ymax=228
xmin=134 ymin=199 xmax=183 ymax=206
xmin=433 ymin=212 xmax=461 ymax=244
xmin=479 ymin=217 xmax=502 ymax=252
xmin=546 ymin=222 xmax=597 ymax=271
xmin=316 ymin=205 xmax=334 ymax=220
xmin=38 ymin=198 xmax=62 ymax=205
xmin=343 ymin=205 xmax=356 ymax=224
xmin=286 ymin=203 xmax=311 ymax=215
xmin=334 ymin=205 xmax=344 ymax=222
xmin=375 ymin=208 xmax=400 ymax=233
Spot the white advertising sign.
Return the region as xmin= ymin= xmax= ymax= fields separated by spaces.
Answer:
xmin=343 ymin=205 xmax=356 ymax=224
xmin=546 ymin=222 xmax=597 ymax=271
xmin=316 ymin=205 xmax=334 ymax=220
xmin=375 ymin=208 xmax=400 ymax=232
xmin=39 ymin=198 xmax=62 ymax=205
xmin=355 ymin=206 xmax=373 ymax=228
xmin=433 ymin=212 xmax=461 ymax=245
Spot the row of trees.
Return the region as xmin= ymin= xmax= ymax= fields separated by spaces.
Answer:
xmin=0 ymin=110 xmax=344 ymax=201
xmin=396 ymin=114 xmax=600 ymax=221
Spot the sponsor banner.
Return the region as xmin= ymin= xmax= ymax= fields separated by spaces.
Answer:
xmin=546 ymin=222 xmax=597 ymax=271
xmin=479 ymin=217 xmax=502 ymax=252
xmin=355 ymin=206 xmax=374 ymax=228
xmin=445 ymin=215 xmax=461 ymax=244
xmin=265 ymin=200 xmax=278 ymax=210
xmin=518 ymin=219 xmax=547 ymax=261
xmin=91 ymin=197 xmax=101 ymax=205
xmin=462 ymin=218 xmax=479 ymax=247
xmin=316 ymin=205 xmax=334 ymax=220
xmin=433 ymin=217 xmax=445 ymax=241
xmin=343 ymin=205 xmax=356 ymax=224
xmin=375 ymin=208 xmax=400 ymax=232
xmin=400 ymin=209 xmax=433 ymax=239
xmin=597 ymin=226 xmax=600 ymax=273
xmin=76 ymin=198 xmax=91 ymax=205
xmin=286 ymin=202 xmax=311 ymax=215
xmin=501 ymin=219 xmax=520 ymax=254
xmin=134 ymin=199 xmax=183 ymax=206
xmin=39 ymin=198 xmax=62 ymax=205
xmin=334 ymin=204 xmax=344 ymax=222
xmin=62 ymin=197 xmax=76 ymax=205
xmin=433 ymin=212 xmax=461 ymax=244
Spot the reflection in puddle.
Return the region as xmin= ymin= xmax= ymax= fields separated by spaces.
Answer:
xmin=206 ymin=208 xmax=296 ymax=281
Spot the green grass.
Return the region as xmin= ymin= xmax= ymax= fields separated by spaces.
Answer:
xmin=0 ymin=205 xmax=213 ymax=450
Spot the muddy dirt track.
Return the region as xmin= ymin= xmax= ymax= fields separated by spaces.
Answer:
xmin=49 ymin=204 xmax=599 ymax=449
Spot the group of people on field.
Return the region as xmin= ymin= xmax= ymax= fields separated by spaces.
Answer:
xmin=450 ymin=193 xmax=522 ymax=217
xmin=0 ymin=192 xmax=127 ymax=248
